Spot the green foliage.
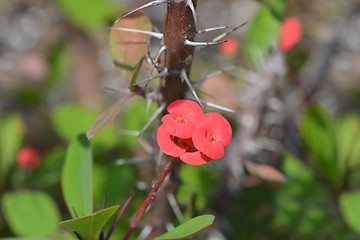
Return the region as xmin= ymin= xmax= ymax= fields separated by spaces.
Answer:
xmin=62 ymin=134 xmax=93 ymax=218
xmin=243 ymin=0 xmax=286 ymax=65
xmin=1 ymin=190 xmax=60 ymax=237
xmin=155 ymin=215 xmax=215 ymax=240
xmin=177 ymin=164 xmax=220 ymax=212
xmin=340 ymin=191 xmax=360 ymax=235
xmin=56 ymin=0 xmax=121 ymax=33
xmin=52 ymin=104 xmax=119 ymax=147
xmin=300 ymin=105 xmax=339 ymax=184
xmin=60 ymin=206 xmax=119 ymax=240
xmin=0 ymin=113 xmax=25 ymax=183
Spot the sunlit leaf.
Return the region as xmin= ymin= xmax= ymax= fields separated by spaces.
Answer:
xmin=155 ymin=215 xmax=215 ymax=240
xmin=300 ymin=105 xmax=338 ymax=185
xmin=87 ymin=93 xmax=133 ymax=140
xmin=56 ymin=0 xmax=120 ymax=32
xmin=110 ymin=13 xmax=152 ymax=83
xmin=244 ymin=160 xmax=286 ymax=183
xmin=0 ymin=113 xmax=25 ymax=183
xmin=62 ymin=134 xmax=92 ymax=218
xmin=60 ymin=206 xmax=119 ymax=240
xmin=1 ymin=190 xmax=60 ymax=236
xmin=340 ymin=191 xmax=360 ymax=235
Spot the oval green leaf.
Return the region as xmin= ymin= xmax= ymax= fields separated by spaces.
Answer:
xmin=155 ymin=215 xmax=215 ymax=240
xmin=339 ymin=191 xmax=360 ymax=235
xmin=60 ymin=205 xmax=119 ymax=240
xmin=1 ymin=190 xmax=60 ymax=237
xmin=109 ymin=13 xmax=152 ymax=83
xmin=0 ymin=113 xmax=25 ymax=182
xmin=300 ymin=105 xmax=338 ymax=184
xmin=62 ymin=134 xmax=92 ymax=218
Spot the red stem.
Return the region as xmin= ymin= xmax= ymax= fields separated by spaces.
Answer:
xmin=122 ymin=157 xmax=179 ymax=240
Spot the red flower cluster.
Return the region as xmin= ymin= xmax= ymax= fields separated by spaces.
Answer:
xmin=278 ymin=17 xmax=303 ymax=53
xmin=157 ymin=100 xmax=232 ymax=165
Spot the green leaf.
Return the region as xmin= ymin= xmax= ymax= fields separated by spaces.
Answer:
xmin=60 ymin=206 xmax=119 ymax=240
xmin=336 ymin=113 xmax=360 ymax=173
xmin=0 ymin=113 xmax=25 ymax=182
xmin=86 ymin=93 xmax=133 ymax=140
xmin=129 ymin=56 xmax=145 ymax=91
xmin=300 ymin=105 xmax=338 ymax=184
xmin=243 ymin=0 xmax=285 ymax=65
xmin=56 ymin=0 xmax=120 ymax=32
xmin=155 ymin=215 xmax=215 ymax=240
xmin=110 ymin=13 xmax=152 ymax=82
xmin=52 ymin=104 xmax=118 ymax=147
xmin=62 ymin=134 xmax=92 ymax=218
xmin=339 ymin=191 xmax=360 ymax=235
xmin=1 ymin=190 xmax=60 ymax=236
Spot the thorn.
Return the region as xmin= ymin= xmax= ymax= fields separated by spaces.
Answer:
xmin=167 ymin=193 xmax=184 ymax=223
xmin=104 ymin=196 xmax=133 ymax=240
xmin=72 ymin=208 xmax=78 ymax=218
xmin=137 ymin=103 xmax=166 ymax=137
xmin=196 ymin=25 xmax=232 ymax=34
xmin=186 ymin=0 xmax=197 ymax=29
xmin=109 ymin=27 xmax=163 ymax=40
xmin=145 ymin=45 xmax=167 ymax=88
xmin=184 ymin=39 xmax=227 ymax=47
xmin=114 ymin=0 xmax=167 ymax=23
xmin=185 ymin=93 xmax=237 ymax=113
xmin=212 ymin=22 xmax=247 ymax=42
xmin=180 ymin=69 xmax=203 ymax=108
xmin=130 ymin=68 xmax=169 ymax=87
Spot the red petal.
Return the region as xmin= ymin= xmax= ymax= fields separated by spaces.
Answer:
xmin=157 ymin=125 xmax=186 ymax=157
xmin=180 ymin=151 xmax=211 ymax=165
xmin=278 ymin=17 xmax=303 ymax=53
xmin=167 ymin=100 xmax=203 ymax=120
xmin=161 ymin=114 xmax=196 ymax=139
xmin=192 ymin=128 xmax=225 ymax=159
xmin=196 ymin=112 xmax=232 ymax=146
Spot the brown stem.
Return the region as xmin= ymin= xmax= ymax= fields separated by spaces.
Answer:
xmin=122 ymin=157 xmax=179 ymax=240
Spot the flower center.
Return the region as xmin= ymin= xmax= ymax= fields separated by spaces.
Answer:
xmin=175 ymin=116 xmax=188 ymax=124
xmin=174 ymin=137 xmax=196 ymax=152
xmin=205 ymin=132 xmax=216 ymax=143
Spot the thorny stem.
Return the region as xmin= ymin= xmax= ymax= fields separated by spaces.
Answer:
xmin=122 ymin=157 xmax=179 ymax=240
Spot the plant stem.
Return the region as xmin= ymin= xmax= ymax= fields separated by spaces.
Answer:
xmin=122 ymin=157 xmax=179 ymax=240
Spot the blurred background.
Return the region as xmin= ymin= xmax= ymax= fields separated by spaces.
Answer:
xmin=1 ymin=0 xmax=360 ymax=239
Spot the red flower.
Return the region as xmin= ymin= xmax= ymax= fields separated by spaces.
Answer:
xmin=16 ymin=146 xmax=41 ymax=169
xmin=157 ymin=99 xmax=232 ymax=165
xmin=161 ymin=99 xmax=203 ymax=139
xmin=278 ymin=17 xmax=303 ymax=53
xmin=218 ymin=37 xmax=241 ymax=56
xmin=192 ymin=112 xmax=232 ymax=159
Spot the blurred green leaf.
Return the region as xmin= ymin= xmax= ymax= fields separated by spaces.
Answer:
xmin=177 ymin=164 xmax=220 ymax=211
xmin=339 ymin=190 xmax=360 ymax=235
xmin=60 ymin=206 xmax=119 ymax=240
xmin=336 ymin=113 xmax=360 ymax=173
xmin=300 ymin=105 xmax=339 ymax=184
xmin=52 ymin=104 xmax=119 ymax=147
xmin=86 ymin=93 xmax=133 ymax=140
xmin=62 ymin=134 xmax=92 ymax=218
xmin=155 ymin=215 xmax=215 ymax=240
xmin=243 ymin=0 xmax=285 ymax=65
xmin=56 ymin=0 xmax=120 ymax=32
xmin=110 ymin=13 xmax=152 ymax=82
xmin=28 ymin=147 xmax=65 ymax=187
xmin=129 ymin=56 xmax=145 ymax=91
xmin=1 ymin=190 xmax=60 ymax=236
xmin=0 ymin=113 xmax=25 ymax=182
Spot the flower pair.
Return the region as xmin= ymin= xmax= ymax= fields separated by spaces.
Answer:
xmin=157 ymin=99 xmax=232 ymax=165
